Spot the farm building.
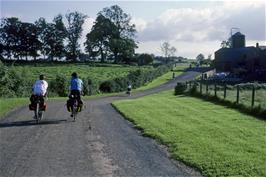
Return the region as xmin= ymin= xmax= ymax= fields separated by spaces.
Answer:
xmin=214 ymin=32 xmax=266 ymax=75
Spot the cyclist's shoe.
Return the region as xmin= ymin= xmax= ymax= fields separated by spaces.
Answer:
xmin=70 ymin=114 xmax=73 ymax=117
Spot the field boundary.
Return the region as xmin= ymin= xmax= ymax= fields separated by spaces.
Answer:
xmin=178 ymin=81 xmax=266 ymax=119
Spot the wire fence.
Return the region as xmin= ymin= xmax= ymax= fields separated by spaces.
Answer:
xmin=185 ymin=81 xmax=266 ymax=110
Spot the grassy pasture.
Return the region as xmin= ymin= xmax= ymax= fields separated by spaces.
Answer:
xmin=12 ymin=63 xmax=145 ymax=82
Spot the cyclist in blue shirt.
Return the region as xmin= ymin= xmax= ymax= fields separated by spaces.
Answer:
xmin=68 ymin=72 xmax=84 ymax=116
xmin=70 ymin=72 xmax=83 ymax=94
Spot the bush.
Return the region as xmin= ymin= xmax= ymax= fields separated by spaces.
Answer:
xmin=189 ymin=82 xmax=198 ymax=95
xmin=99 ymin=80 xmax=116 ymax=93
xmin=175 ymin=82 xmax=187 ymax=95
xmin=0 ymin=61 xmax=32 ymax=97
xmin=113 ymin=77 xmax=128 ymax=92
xmin=82 ymin=77 xmax=99 ymax=95
xmin=49 ymin=74 xmax=68 ymax=96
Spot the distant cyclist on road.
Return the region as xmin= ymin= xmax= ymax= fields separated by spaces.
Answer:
xmin=127 ymin=82 xmax=132 ymax=96
xmin=67 ymin=72 xmax=84 ymax=116
xmin=29 ymin=74 xmax=48 ymax=111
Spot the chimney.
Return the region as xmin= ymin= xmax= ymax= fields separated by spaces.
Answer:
xmin=256 ymin=43 xmax=259 ymax=48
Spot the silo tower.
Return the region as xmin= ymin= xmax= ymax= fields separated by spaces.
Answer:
xmin=230 ymin=28 xmax=245 ymax=48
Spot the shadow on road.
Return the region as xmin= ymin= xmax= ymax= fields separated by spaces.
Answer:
xmin=0 ymin=119 xmax=68 ymax=128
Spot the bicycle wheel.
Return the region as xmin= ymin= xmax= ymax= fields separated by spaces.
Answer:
xmin=35 ymin=103 xmax=39 ymax=123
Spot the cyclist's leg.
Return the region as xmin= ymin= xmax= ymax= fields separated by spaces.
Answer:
xmin=76 ymin=91 xmax=83 ymax=111
xmin=40 ymin=96 xmax=46 ymax=111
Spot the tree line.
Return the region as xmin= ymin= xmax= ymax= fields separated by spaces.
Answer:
xmin=0 ymin=5 xmax=142 ymax=64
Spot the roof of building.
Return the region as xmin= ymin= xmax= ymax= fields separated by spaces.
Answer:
xmin=258 ymin=46 xmax=266 ymax=50
xmin=232 ymin=32 xmax=245 ymax=36
xmin=215 ymin=46 xmax=259 ymax=62
xmin=215 ymin=46 xmax=257 ymax=54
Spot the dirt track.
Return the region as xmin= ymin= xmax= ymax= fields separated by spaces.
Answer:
xmin=0 ymin=71 xmax=202 ymax=177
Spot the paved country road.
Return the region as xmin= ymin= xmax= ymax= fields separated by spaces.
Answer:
xmin=0 ymin=71 xmax=202 ymax=177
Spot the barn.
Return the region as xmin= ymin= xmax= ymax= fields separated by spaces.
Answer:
xmin=214 ymin=32 xmax=266 ymax=75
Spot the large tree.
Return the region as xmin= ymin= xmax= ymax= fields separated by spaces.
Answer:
xmin=1 ymin=18 xmax=41 ymax=60
xmin=85 ymin=14 xmax=117 ymax=62
xmin=19 ymin=22 xmax=41 ymax=60
xmin=98 ymin=5 xmax=137 ymax=63
xmin=65 ymin=11 xmax=87 ymax=61
xmin=36 ymin=15 xmax=67 ymax=61
xmin=0 ymin=17 xmax=21 ymax=59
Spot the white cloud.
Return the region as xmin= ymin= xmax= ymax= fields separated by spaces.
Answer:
xmin=131 ymin=17 xmax=147 ymax=32
xmin=134 ymin=1 xmax=265 ymax=58
xmin=135 ymin=1 xmax=265 ymax=43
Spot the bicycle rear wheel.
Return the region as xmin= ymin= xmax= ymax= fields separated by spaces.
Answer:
xmin=35 ymin=103 xmax=39 ymax=123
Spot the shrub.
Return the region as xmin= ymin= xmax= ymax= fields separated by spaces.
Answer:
xmin=82 ymin=77 xmax=99 ymax=95
xmin=0 ymin=61 xmax=32 ymax=97
xmin=189 ymin=82 xmax=198 ymax=95
xmin=113 ymin=77 xmax=128 ymax=92
xmin=99 ymin=80 xmax=116 ymax=93
xmin=175 ymin=82 xmax=187 ymax=95
xmin=49 ymin=74 xmax=68 ymax=96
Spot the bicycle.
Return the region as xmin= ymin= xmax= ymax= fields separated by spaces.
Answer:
xmin=69 ymin=94 xmax=80 ymax=121
xmin=72 ymin=97 xmax=78 ymax=121
xmin=34 ymin=96 xmax=44 ymax=123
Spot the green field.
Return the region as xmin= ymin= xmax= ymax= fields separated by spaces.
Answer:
xmin=11 ymin=63 xmax=146 ymax=82
xmin=135 ymin=65 xmax=186 ymax=91
xmin=113 ymin=90 xmax=266 ymax=177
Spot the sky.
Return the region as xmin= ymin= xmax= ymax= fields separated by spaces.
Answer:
xmin=1 ymin=0 xmax=265 ymax=58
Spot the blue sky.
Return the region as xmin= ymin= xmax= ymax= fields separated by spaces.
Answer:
xmin=1 ymin=0 xmax=265 ymax=58
xmin=1 ymin=1 xmax=220 ymax=21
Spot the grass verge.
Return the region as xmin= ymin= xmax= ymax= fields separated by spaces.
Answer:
xmin=112 ymin=90 xmax=266 ymax=177
xmin=0 ymin=98 xmax=28 ymax=118
xmin=135 ymin=65 xmax=186 ymax=91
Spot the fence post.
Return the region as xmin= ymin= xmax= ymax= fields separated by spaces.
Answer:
xmin=189 ymin=81 xmax=192 ymax=90
xmin=206 ymin=82 xmax=209 ymax=94
xmin=224 ymin=84 xmax=227 ymax=99
xmin=251 ymin=85 xmax=255 ymax=107
xmin=214 ymin=83 xmax=217 ymax=97
xmin=236 ymin=85 xmax=240 ymax=104
xmin=200 ymin=81 xmax=202 ymax=94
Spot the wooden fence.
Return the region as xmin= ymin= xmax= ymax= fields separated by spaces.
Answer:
xmin=185 ymin=81 xmax=266 ymax=109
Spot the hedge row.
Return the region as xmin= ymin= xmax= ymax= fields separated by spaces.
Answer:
xmin=0 ymin=61 xmax=173 ymax=98
xmin=98 ymin=64 xmax=173 ymax=93
xmin=0 ymin=61 xmax=33 ymax=98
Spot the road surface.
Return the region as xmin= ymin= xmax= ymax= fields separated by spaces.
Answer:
xmin=0 ymin=71 xmax=202 ymax=177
